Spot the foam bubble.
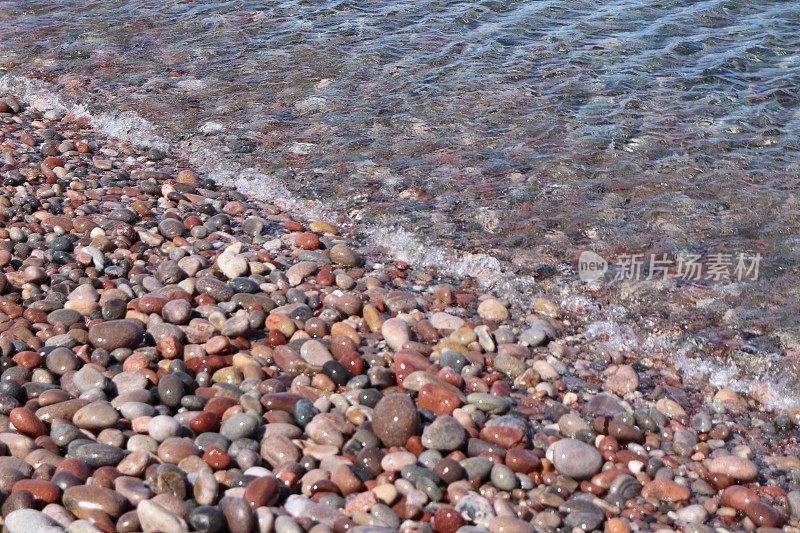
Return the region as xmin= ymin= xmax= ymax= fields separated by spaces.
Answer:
xmin=583 ymin=320 xmax=640 ymax=353
xmin=92 ymin=111 xmax=169 ymax=151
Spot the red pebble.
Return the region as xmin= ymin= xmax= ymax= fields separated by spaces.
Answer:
xmin=434 ymin=507 xmax=465 ymax=533
xmin=9 ymin=407 xmax=47 ymax=437
xmin=203 ymin=447 xmax=231 ymax=470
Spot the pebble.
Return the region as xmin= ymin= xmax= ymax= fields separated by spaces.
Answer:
xmin=477 ymin=298 xmax=509 ymax=321
xmin=88 ymin=320 xmax=144 ymax=350
xmin=549 ymin=439 xmax=603 ymax=479
xmin=520 ymin=319 xmax=556 ymax=346
xmin=72 ymin=401 xmax=120 ymax=429
xmin=490 ymin=463 xmax=518 ymax=491
xmin=381 ymin=318 xmax=409 ymax=351
xmin=5 ymin=509 xmax=61 ymax=533
xmin=455 ymin=492 xmax=496 ymax=528
xmin=372 ymin=394 xmax=419 ymax=446
xmin=217 ymin=252 xmax=248 ymax=279
xmin=137 ymin=500 xmax=189 ymax=533
xmin=329 ymin=244 xmax=359 ymax=266
xmin=421 ymin=416 xmax=467 ymax=451
xmin=606 ymin=364 xmax=639 ymax=395
xmin=430 ymin=312 xmax=465 ymax=331
xmin=220 ymin=413 xmax=260 ymax=440
xmin=148 ymin=415 xmax=181 ymax=442
xmin=488 ymin=516 xmax=536 ymax=533
xmin=675 ymin=504 xmax=709 ymax=524
xmin=706 ymin=455 xmax=758 ymax=482
xmin=162 ymin=300 xmax=192 ymax=324
xmin=75 ymin=443 xmax=126 ymax=467
xmin=641 ymin=479 xmax=691 ymax=502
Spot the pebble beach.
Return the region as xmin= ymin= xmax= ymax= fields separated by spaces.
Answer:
xmin=0 ymin=90 xmax=798 ymax=533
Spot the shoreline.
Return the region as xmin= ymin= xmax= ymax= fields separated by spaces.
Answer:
xmin=0 ymin=73 xmax=540 ymax=305
xmin=0 ymin=90 xmax=797 ymax=533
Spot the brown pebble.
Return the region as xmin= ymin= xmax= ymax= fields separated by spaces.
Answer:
xmin=434 ymin=506 xmax=465 ymax=533
xmin=10 ymin=407 xmax=47 ymax=437
xmin=243 ymin=475 xmax=279 ymax=509
xmin=745 ymin=501 xmax=784 ymax=527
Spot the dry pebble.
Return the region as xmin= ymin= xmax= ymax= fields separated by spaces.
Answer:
xmin=0 ymin=92 xmax=791 ymax=533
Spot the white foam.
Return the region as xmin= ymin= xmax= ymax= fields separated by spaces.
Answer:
xmin=0 ymin=76 xmax=69 ymax=113
xmin=367 ymin=226 xmax=538 ymax=303
xmin=92 ymin=111 xmax=169 ymax=151
xmin=0 ymin=75 xmax=168 ymax=151
xmin=675 ymin=347 xmax=800 ymax=411
xmin=583 ymin=320 xmax=640 ymax=353
xmin=0 ymin=73 xmax=537 ymax=297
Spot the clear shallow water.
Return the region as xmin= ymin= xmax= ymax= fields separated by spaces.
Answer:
xmin=3 ymin=0 xmax=800 ymax=263
xmin=3 ymin=0 xmax=800 ymax=402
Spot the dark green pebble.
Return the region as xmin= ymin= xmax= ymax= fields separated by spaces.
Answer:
xmin=194 ymin=433 xmax=230 ymax=452
xmin=189 ymin=505 xmax=226 ymax=533
xmin=439 ymin=351 xmax=468 ymax=373
xmin=74 ymin=443 xmax=126 ymax=468
xmin=322 ymin=360 xmax=352 ymax=387
xmin=293 ymin=399 xmax=317 ymax=429
xmin=319 ymin=494 xmax=346 ymax=509
xmin=357 ymin=389 xmax=383 ymax=409
xmin=229 ymin=277 xmax=260 ymax=294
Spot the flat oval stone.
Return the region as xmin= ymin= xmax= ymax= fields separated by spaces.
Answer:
xmin=418 ymin=383 xmax=462 ymax=416
xmin=744 ymin=501 xmax=783 ymax=528
xmin=72 ymin=401 xmax=120 ymax=430
xmin=641 ymin=479 xmax=691 ymax=502
xmin=63 ymin=485 xmax=128 ymax=518
xmin=490 ymin=463 xmax=518 ymax=491
xmin=244 ymin=476 xmax=279 ymax=509
xmin=260 ymin=435 xmax=301 ymax=467
xmin=9 ymin=407 xmax=47 ymax=438
xmin=196 ymin=278 xmax=234 ymax=302
xmin=137 ymin=499 xmax=189 ymax=532
xmin=88 ymin=320 xmax=144 ymax=350
xmin=706 ymin=455 xmax=758 ymax=482
xmin=721 ymin=486 xmax=759 ymax=512
xmin=220 ymin=413 xmax=260 ymax=440
xmin=488 ymin=516 xmax=536 ymax=533
xmin=48 ymin=309 xmax=82 ymax=327
xmin=158 ymin=438 xmax=200 ymax=464
xmin=550 ymin=439 xmax=603 ymax=480
xmin=157 ymin=375 xmax=185 ymax=409
xmin=5 ymin=509 xmax=61 ymax=533
xmin=220 ymin=496 xmax=255 ymax=533
xmin=74 ymin=443 xmax=126 ymax=468
xmin=36 ymin=399 xmax=89 ymax=424
xmin=158 ymin=219 xmax=185 ymax=239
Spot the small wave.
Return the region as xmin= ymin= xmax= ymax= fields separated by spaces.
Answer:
xmin=366 ymin=226 xmax=538 ymax=304
xmin=675 ymin=347 xmax=800 ymax=411
xmin=0 ymin=75 xmax=168 ymax=151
